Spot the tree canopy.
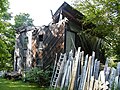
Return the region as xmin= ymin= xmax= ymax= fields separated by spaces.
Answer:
xmin=14 ymin=13 xmax=34 ymax=28
xmin=0 ymin=1 xmax=34 ymax=70
xmin=73 ymin=0 xmax=120 ymax=60
xmin=0 ymin=0 xmax=15 ymax=70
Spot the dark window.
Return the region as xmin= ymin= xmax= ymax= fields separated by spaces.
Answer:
xmin=24 ymin=37 xmax=28 ymax=43
xmin=39 ymin=35 xmax=43 ymax=41
xmin=24 ymin=36 xmax=28 ymax=50
xmin=15 ymin=57 xmax=18 ymax=71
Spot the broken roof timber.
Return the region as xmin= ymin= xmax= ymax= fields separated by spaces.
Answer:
xmin=53 ymin=2 xmax=95 ymax=30
xmin=53 ymin=2 xmax=84 ymax=24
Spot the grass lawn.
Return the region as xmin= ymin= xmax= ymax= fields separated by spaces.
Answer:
xmin=0 ymin=78 xmax=48 ymax=90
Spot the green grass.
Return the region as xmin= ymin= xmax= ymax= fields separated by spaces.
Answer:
xmin=0 ymin=78 xmax=48 ymax=90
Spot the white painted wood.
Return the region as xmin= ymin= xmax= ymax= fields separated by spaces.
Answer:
xmin=66 ymin=60 xmax=72 ymax=87
xmin=78 ymin=66 xmax=85 ymax=90
xmin=95 ymin=61 xmax=100 ymax=80
xmin=81 ymin=51 xmax=84 ymax=75
xmin=90 ymin=51 xmax=95 ymax=78
xmin=93 ymin=80 xmax=99 ymax=90
xmin=109 ymin=67 xmax=116 ymax=89
xmin=79 ymin=54 xmax=89 ymax=90
xmin=89 ymin=76 xmax=94 ymax=90
xmin=104 ymin=58 xmax=109 ymax=73
xmin=98 ymin=71 xmax=105 ymax=84
xmin=117 ymin=62 xmax=120 ymax=76
xmin=60 ymin=59 xmax=69 ymax=89
xmin=105 ymin=67 xmax=111 ymax=81
xmin=93 ymin=59 xmax=97 ymax=79
xmin=50 ymin=47 xmax=120 ymax=90
xmin=86 ymin=56 xmax=92 ymax=90
xmin=114 ymin=76 xmax=119 ymax=90
xmin=69 ymin=47 xmax=81 ymax=90
xmin=65 ymin=63 xmax=71 ymax=87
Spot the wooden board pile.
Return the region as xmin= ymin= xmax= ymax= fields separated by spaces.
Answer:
xmin=50 ymin=47 xmax=120 ymax=90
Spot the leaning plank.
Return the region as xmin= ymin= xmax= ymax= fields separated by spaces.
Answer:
xmin=86 ymin=56 xmax=92 ymax=90
xmin=81 ymin=51 xmax=84 ymax=74
xmin=65 ymin=63 xmax=70 ymax=87
xmin=98 ymin=70 xmax=106 ymax=90
xmin=117 ymin=62 xmax=120 ymax=76
xmin=93 ymin=79 xmax=98 ymax=90
xmin=69 ymin=47 xmax=81 ymax=90
xmin=109 ymin=67 xmax=116 ymax=89
xmin=78 ymin=54 xmax=89 ymax=90
xmin=93 ymin=59 xmax=97 ymax=79
xmin=105 ymin=67 xmax=111 ymax=81
xmin=90 ymin=51 xmax=95 ymax=78
xmin=89 ymin=76 xmax=94 ymax=90
xmin=60 ymin=59 xmax=69 ymax=89
xmin=114 ymin=76 xmax=119 ymax=90
xmin=117 ymin=62 xmax=120 ymax=89
xmin=65 ymin=60 xmax=72 ymax=87
xmin=94 ymin=61 xmax=100 ymax=80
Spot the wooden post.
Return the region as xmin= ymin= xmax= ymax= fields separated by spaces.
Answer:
xmin=93 ymin=59 xmax=97 ymax=79
xmin=60 ymin=59 xmax=69 ymax=89
xmin=98 ymin=71 xmax=106 ymax=89
xmin=95 ymin=61 xmax=100 ymax=80
xmin=86 ymin=56 xmax=92 ymax=90
xmin=78 ymin=54 xmax=89 ymax=90
xmin=109 ymin=67 xmax=116 ymax=89
xmin=65 ymin=60 xmax=72 ymax=87
xmin=89 ymin=76 xmax=94 ymax=90
xmin=93 ymin=80 xmax=98 ymax=90
xmin=69 ymin=47 xmax=81 ymax=90
xmin=81 ymin=51 xmax=84 ymax=74
xmin=90 ymin=51 xmax=95 ymax=78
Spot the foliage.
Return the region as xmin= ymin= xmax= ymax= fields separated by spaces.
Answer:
xmin=78 ymin=32 xmax=105 ymax=63
xmin=14 ymin=13 xmax=34 ymax=28
xmin=111 ymin=81 xmax=119 ymax=90
xmin=0 ymin=0 xmax=15 ymax=70
xmin=25 ymin=67 xmax=50 ymax=86
xmin=73 ymin=0 xmax=120 ymax=60
xmin=0 ymin=1 xmax=34 ymax=70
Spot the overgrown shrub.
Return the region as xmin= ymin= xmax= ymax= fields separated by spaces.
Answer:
xmin=25 ymin=67 xmax=50 ymax=86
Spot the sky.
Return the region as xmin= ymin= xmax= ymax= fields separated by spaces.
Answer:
xmin=9 ymin=0 xmax=72 ymax=26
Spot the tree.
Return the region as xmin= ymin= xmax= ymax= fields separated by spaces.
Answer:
xmin=0 ymin=0 xmax=15 ymax=70
xmin=73 ymin=0 xmax=120 ymax=60
xmin=14 ymin=13 xmax=34 ymax=28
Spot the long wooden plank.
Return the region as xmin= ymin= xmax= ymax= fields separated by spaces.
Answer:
xmin=89 ymin=76 xmax=94 ymax=90
xmin=94 ymin=61 xmax=100 ymax=80
xmin=93 ymin=59 xmax=97 ymax=79
xmin=86 ymin=56 xmax=92 ymax=90
xmin=90 ymin=51 xmax=95 ymax=78
xmin=109 ymin=67 xmax=116 ymax=89
xmin=69 ymin=47 xmax=81 ymax=90
xmin=81 ymin=51 xmax=84 ymax=74
xmin=60 ymin=59 xmax=69 ymax=89
xmin=78 ymin=54 xmax=89 ymax=90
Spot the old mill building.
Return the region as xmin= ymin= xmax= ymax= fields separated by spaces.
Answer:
xmin=14 ymin=2 xmax=103 ymax=71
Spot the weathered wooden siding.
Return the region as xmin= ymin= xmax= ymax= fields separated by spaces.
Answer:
xmin=32 ymin=27 xmax=44 ymax=67
xmin=14 ymin=26 xmax=33 ymax=71
xmin=42 ymin=21 xmax=66 ymax=69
